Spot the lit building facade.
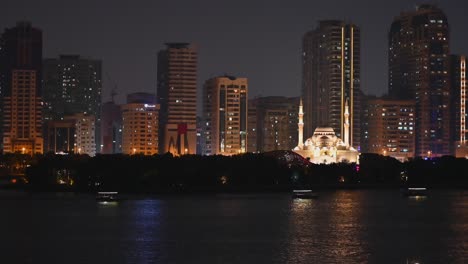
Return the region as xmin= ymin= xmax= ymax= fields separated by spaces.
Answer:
xmin=247 ymin=96 xmax=299 ymax=153
xmin=389 ymin=5 xmax=451 ymax=157
xmin=450 ymin=55 xmax=468 ymax=158
xmin=43 ymin=55 xmax=102 ymax=152
xmin=364 ymin=98 xmax=416 ymax=161
xmin=72 ymin=113 xmax=96 ymax=156
xmin=202 ymin=76 xmax=247 ymax=155
xmin=121 ymin=93 xmax=159 ymax=155
xmin=302 ymin=20 xmax=361 ymax=149
xmin=157 ymin=43 xmax=197 ymax=155
xmin=0 ymin=22 xmax=43 ymax=154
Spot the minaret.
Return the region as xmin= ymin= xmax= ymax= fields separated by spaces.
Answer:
xmin=298 ymin=98 xmax=304 ymax=149
xmin=344 ymin=99 xmax=350 ymax=147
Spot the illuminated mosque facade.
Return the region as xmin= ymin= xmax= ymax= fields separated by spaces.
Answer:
xmin=293 ymin=99 xmax=359 ymax=164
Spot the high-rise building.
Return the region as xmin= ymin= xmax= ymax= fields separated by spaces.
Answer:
xmin=101 ymin=101 xmax=122 ymax=154
xmin=121 ymin=93 xmax=159 ymax=155
xmin=202 ymin=76 xmax=247 ymax=155
xmin=0 ymin=22 xmax=43 ymax=154
xmin=450 ymin=55 xmax=468 ymax=157
xmin=157 ymin=43 xmax=197 ymax=155
xmin=43 ymin=55 xmax=102 ymax=152
xmin=302 ymin=20 xmax=361 ymax=150
xmin=364 ymin=98 xmax=416 ymax=161
xmin=247 ymin=96 xmax=299 ymax=153
xmin=389 ymin=5 xmax=450 ymax=157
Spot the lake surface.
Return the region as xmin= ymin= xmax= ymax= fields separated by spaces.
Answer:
xmin=1 ymin=190 xmax=467 ymax=263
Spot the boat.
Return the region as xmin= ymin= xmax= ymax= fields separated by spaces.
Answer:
xmin=401 ymin=187 xmax=427 ymax=197
xmin=292 ymin=189 xmax=318 ymax=199
xmin=96 ymin=191 xmax=119 ymax=202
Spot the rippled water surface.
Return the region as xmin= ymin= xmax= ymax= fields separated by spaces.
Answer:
xmin=1 ymin=190 xmax=467 ymax=263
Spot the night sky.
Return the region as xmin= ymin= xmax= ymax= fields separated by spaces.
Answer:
xmin=2 ymin=0 xmax=468 ymax=107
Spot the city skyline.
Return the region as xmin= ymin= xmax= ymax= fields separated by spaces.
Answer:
xmin=2 ymin=2 xmax=468 ymax=262
xmin=2 ymin=1 xmax=468 ymax=107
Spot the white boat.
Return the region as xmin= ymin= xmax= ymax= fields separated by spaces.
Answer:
xmin=402 ymin=187 xmax=427 ymax=197
xmin=292 ymin=189 xmax=319 ymax=199
xmin=96 ymin=191 xmax=119 ymax=202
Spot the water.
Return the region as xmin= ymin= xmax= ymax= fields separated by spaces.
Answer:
xmin=1 ymin=190 xmax=467 ymax=263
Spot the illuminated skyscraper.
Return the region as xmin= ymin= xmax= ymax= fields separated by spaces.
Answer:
xmin=157 ymin=43 xmax=197 ymax=155
xmin=0 ymin=22 xmax=43 ymax=154
xmin=302 ymin=20 xmax=361 ymax=149
xmin=202 ymin=76 xmax=247 ymax=155
xmin=389 ymin=5 xmax=450 ymax=157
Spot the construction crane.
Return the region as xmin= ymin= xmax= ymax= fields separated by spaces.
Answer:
xmin=105 ymin=72 xmax=118 ymax=103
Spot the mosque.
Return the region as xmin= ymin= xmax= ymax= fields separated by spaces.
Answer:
xmin=293 ymin=99 xmax=359 ymax=164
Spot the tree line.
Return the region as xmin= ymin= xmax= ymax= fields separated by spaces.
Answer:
xmin=1 ymin=152 xmax=467 ymax=193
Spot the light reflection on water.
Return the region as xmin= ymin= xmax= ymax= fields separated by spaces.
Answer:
xmin=284 ymin=191 xmax=370 ymax=263
xmin=123 ymin=199 xmax=165 ymax=263
xmin=1 ymin=191 xmax=468 ymax=263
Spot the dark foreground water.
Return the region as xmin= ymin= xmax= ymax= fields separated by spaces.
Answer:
xmin=1 ymin=190 xmax=467 ymax=264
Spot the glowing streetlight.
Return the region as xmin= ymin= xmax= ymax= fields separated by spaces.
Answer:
xmin=184 ymin=148 xmax=188 ymax=154
xmin=22 ymin=147 xmax=25 ymax=154
xmin=133 ymin=148 xmax=137 ymax=154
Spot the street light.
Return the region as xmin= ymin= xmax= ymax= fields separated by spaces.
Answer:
xmin=22 ymin=147 xmax=25 ymax=154
xmin=133 ymin=148 xmax=137 ymax=154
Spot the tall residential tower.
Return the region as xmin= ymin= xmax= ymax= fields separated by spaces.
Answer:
xmin=202 ymin=75 xmax=247 ymax=155
xmin=302 ymin=20 xmax=361 ymax=150
xmin=0 ymin=22 xmax=43 ymax=154
xmin=389 ymin=5 xmax=450 ymax=157
xmin=157 ymin=43 xmax=197 ymax=155
xmin=43 ymin=55 xmax=102 ymax=152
